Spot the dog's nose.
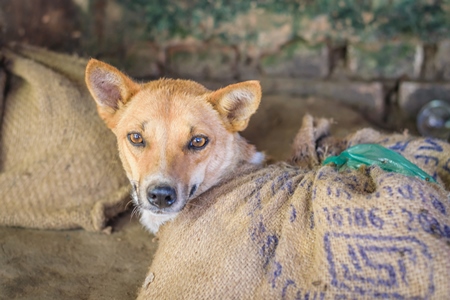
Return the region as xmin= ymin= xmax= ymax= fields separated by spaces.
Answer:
xmin=147 ymin=186 xmax=177 ymax=209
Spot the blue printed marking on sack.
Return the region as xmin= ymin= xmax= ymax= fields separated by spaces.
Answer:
xmin=281 ymin=279 xmax=295 ymax=299
xmin=418 ymin=138 xmax=443 ymax=152
xmin=354 ymin=208 xmax=368 ymax=228
xmin=369 ymin=209 xmax=385 ymax=229
xmin=261 ymin=234 xmax=279 ymax=267
xmin=323 ymin=205 xmax=450 ymax=236
xmin=380 ymin=182 xmax=447 ymax=209
xmin=290 ymin=205 xmax=297 ymax=223
xmin=325 ymin=185 xmax=352 ymax=200
xmin=430 ymin=194 xmax=446 ymax=215
xmin=397 ymin=184 xmax=414 ymax=200
xmin=300 ymin=178 xmax=313 ymax=192
xmin=414 ymin=155 xmax=439 ymax=166
xmin=247 ymin=174 xmax=273 ymax=216
xmin=388 ymin=141 xmax=410 ymax=152
xmin=383 ymin=186 xmax=394 ymax=197
xmin=444 ymin=158 xmax=450 ymax=174
xmin=431 ymin=171 xmax=438 ymax=181
xmin=273 ymin=261 xmax=327 ymax=299
xmin=401 ymin=208 xmax=418 ymax=232
xmin=318 ymin=171 xmax=326 ymax=180
xmin=344 ymin=208 xmax=353 ymax=226
xmin=324 ymin=232 xmax=434 ymax=299
xmin=401 ymin=207 xmax=450 ymax=238
xmin=250 ymin=218 xmax=266 ymax=242
xmin=271 ymin=172 xmax=295 ymax=196
xmin=310 ymin=211 xmax=315 ymax=229
xmin=279 ymin=278 xmax=326 ymax=300
xmin=333 ymin=207 xmax=344 ymax=227
xmin=417 ymin=210 xmax=450 ymax=238
xmin=249 ymin=217 xmax=281 ymax=270
xmin=271 ymin=261 xmax=282 ymax=288
xmin=323 ymin=207 xmax=384 ymax=230
xmin=417 ymin=186 xmax=427 ymax=204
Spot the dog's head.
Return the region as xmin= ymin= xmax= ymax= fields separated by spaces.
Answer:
xmin=85 ymin=59 xmax=262 ymax=227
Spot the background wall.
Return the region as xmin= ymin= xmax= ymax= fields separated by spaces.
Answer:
xmin=1 ymin=0 xmax=449 ymax=130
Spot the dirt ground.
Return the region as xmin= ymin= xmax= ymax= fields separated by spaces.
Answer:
xmin=0 ymin=94 xmax=378 ymax=299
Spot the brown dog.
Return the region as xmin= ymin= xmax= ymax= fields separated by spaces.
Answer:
xmin=85 ymin=59 xmax=264 ymax=233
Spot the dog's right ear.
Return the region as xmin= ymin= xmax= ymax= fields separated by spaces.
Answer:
xmin=85 ymin=59 xmax=140 ymax=129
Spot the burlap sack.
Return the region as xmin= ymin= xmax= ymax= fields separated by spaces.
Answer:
xmin=0 ymin=45 xmax=129 ymax=231
xmin=139 ymin=115 xmax=450 ymax=299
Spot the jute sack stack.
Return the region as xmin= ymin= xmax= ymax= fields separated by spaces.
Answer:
xmin=0 ymin=45 xmax=129 ymax=231
xmin=139 ymin=115 xmax=450 ymax=299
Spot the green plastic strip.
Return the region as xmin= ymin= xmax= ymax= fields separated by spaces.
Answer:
xmin=323 ymin=143 xmax=437 ymax=183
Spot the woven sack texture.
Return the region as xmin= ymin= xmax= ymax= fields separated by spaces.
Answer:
xmin=0 ymin=45 xmax=129 ymax=231
xmin=139 ymin=115 xmax=450 ymax=299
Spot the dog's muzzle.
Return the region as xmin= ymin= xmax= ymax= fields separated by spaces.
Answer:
xmin=147 ymin=185 xmax=177 ymax=209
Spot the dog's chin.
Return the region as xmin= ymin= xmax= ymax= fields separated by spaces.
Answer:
xmin=146 ymin=206 xmax=180 ymax=215
xmin=139 ymin=208 xmax=179 ymax=234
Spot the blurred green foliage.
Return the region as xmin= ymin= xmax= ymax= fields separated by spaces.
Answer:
xmin=118 ymin=0 xmax=450 ymax=42
xmin=301 ymin=0 xmax=450 ymax=41
xmin=118 ymin=0 xmax=253 ymax=39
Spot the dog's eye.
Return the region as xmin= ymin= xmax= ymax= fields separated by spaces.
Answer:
xmin=128 ymin=132 xmax=145 ymax=146
xmin=189 ymin=135 xmax=208 ymax=150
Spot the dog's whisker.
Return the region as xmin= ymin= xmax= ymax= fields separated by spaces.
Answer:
xmin=185 ymin=202 xmax=204 ymax=208
xmin=125 ymin=199 xmax=134 ymax=210
xmin=130 ymin=205 xmax=142 ymax=221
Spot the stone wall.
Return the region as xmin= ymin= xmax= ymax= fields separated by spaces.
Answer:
xmin=2 ymin=0 xmax=449 ymax=130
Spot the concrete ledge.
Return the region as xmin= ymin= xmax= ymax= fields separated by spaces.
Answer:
xmin=260 ymin=78 xmax=385 ymax=121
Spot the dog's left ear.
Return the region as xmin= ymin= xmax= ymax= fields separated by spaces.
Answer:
xmin=208 ymin=81 xmax=262 ymax=132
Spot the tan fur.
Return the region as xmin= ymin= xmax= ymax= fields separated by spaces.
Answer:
xmin=85 ymin=59 xmax=264 ymax=233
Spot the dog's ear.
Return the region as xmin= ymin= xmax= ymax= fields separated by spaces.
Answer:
xmin=208 ymin=81 xmax=261 ymax=132
xmin=85 ymin=59 xmax=140 ymax=129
